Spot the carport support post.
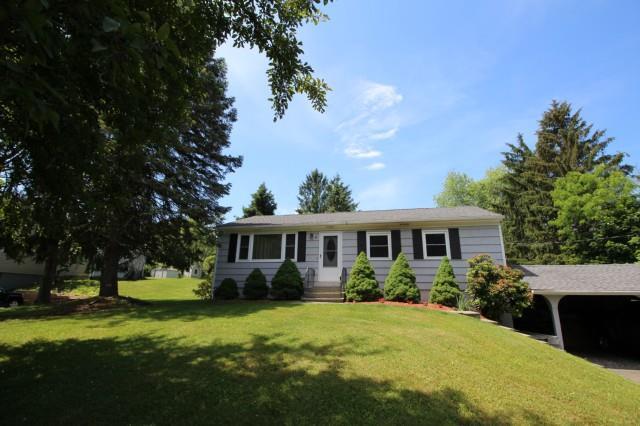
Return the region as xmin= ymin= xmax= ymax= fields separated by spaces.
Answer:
xmin=545 ymin=295 xmax=564 ymax=350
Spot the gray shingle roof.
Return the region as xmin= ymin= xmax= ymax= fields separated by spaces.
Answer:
xmin=516 ymin=264 xmax=640 ymax=294
xmin=220 ymin=206 xmax=502 ymax=229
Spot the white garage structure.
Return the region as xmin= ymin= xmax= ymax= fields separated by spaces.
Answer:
xmin=516 ymin=264 xmax=640 ymax=350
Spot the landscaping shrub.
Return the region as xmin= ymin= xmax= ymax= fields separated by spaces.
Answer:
xmin=270 ymin=259 xmax=304 ymax=300
xmin=345 ymin=252 xmax=381 ymax=302
xmin=243 ymin=268 xmax=269 ymax=299
xmin=214 ymin=278 xmax=239 ymax=300
xmin=466 ymin=254 xmax=533 ymax=320
xmin=428 ymin=257 xmax=462 ymax=307
xmin=384 ymin=252 xmax=420 ymax=302
xmin=193 ymin=280 xmax=213 ymax=300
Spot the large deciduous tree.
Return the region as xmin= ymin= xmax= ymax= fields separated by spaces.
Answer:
xmin=499 ymin=101 xmax=632 ymax=263
xmin=433 ymin=167 xmax=506 ymax=211
xmin=242 ymin=183 xmax=277 ymax=217
xmin=1 ymin=0 xmax=333 ymax=301
xmin=551 ymin=166 xmax=640 ymax=264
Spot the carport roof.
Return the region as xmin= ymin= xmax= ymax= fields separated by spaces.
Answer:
xmin=515 ymin=264 xmax=640 ymax=295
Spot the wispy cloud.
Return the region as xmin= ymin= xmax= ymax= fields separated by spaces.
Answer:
xmin=337 ymin=81 xmax=403 ymax=164
xmin=344 ymin=146 xmax=382 ymax=159
xmin=365 ymin=162 xmax=386 ymax=170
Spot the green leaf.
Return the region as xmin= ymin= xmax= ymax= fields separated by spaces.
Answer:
xmin=102 ymin=16 xmax=120 ymax=32
xmin=157 ymin=22 xmax=170 ymax=41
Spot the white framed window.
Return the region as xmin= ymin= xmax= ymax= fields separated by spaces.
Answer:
xmin=236 ymin=233 xmax=297 ymax=262
xmin=422 ymin=229 xmax=450 ymax=259
xmin=366 ymin=231 xmax=392 ymax=260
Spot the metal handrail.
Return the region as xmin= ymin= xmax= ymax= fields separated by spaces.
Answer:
xmin=304 ymin=267 xmax=315 ymax=289
xmin=339 ymin=267 xmax=348 ymax=295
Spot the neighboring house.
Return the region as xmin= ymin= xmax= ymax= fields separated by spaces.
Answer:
xmin=183 ymin=264 xmax=203 ymax=278
xmin=513 ymin=264 xmax=640 ymax=352
xmin=214 ymin=207 xmax=505 ymax=301
xmin=0 ymin=250 xmax=88 ymax=290
xmin=150 ymin=267 xmax=180 ymax=279
xmin=90 ymin=255 xmax=146 ymax=280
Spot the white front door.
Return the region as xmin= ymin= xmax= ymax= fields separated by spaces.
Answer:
xmin=317 ymin=232 xmax=342 ymax=284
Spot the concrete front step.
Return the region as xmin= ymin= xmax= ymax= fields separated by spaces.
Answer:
xmin=301 ymin=296 xmax=344 ymax=303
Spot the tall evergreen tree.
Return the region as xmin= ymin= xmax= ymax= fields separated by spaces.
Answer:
xmin=499 ymin=101 xmax=633 ymax=263
xmin=297 ymin=169 xmax=328 ymax=214
xmin=242 ymin=183 xmax=277 ymax=217
xmin=325 ymin=175 xmax=358 ymax=212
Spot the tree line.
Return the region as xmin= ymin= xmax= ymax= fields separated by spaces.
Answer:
xmin=434 ymin=101 xmax=639 ymax=264
xmin=0 ymin=1 xmax=332 ymax=303
xmin=241 ymin=169 xmax=358 ymax=217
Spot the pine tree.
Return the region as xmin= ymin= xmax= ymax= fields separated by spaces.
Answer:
xmin=270 ymin=259 xmax=304 ymax=300
xmin=325 ymin=175 xmax=358 ymax=212
xmin=383 ymin=253 xmax=420 ymax=302
xmin=499 ymin=101 xmax=633 ymax=263
xmin=242 ymin=183 xmax=277 ymax=218
xmin=345 ymin=252 xmax=381 ymax=302
xmin=428 ymin=257 xmax=462 ymax=307
xmin=296 ymin=169 xmax=328 ymax=214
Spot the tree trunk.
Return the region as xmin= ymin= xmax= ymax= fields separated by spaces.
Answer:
xmin=99 ymin=243 xmax=120 ymax=297
xmin=35 ymin=240 xmax=59 ymax=304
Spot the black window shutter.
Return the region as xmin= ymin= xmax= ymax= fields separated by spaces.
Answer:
xmin=412 ymin=229 xmax=423 ymax=260
xmin=391 ymin=230 xmax=401 ymax=260
xmin=357 ymin=231 xmax=367 ymax=255
xmin=448 ymin=228 xmax=462 ymax=260
xmin=297 ymin=231 xmax=307 ymax=262
xmin=227 ymin=233 xmax=238 ymax=263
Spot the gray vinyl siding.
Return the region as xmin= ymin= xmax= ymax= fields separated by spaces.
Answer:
xmin=214 ymin=224 xmax=504 ymax=299
xmin=214 ymin=232 xmax=319 ymax=287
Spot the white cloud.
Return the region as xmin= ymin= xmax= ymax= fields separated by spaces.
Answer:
xmin=336 ymin=80 xmax=404 ymax=165
xmin=365 ymin=162 xmax=386 ymax=171
xmin=360 ymin=82 xmax=403 ymax=111
xmin=369 ymin=127 xmax=398 ymax=140
xmin=344 ymin=146 xmax=382 ymax=159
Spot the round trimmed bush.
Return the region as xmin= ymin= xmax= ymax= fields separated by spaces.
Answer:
xmin=345 ymin=252 xmax=381 ymax=302
xmin=270 ymin=259 xmax=304 ymax=300
xmin=429 ymin=257 xmax=462 ymax=307
xmin=243 ymin=268 xmax=268 ymax=299
xmin=384 ymin=252 xmax=420 ymax=302
xmin=215 ymin=278 xmax=239 ymax=300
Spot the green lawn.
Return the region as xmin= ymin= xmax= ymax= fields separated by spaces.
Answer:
xmin=1 ymin=279 xmax=639 ymax=425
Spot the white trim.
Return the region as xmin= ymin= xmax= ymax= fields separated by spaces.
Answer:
xmin=317 ymin=232 xmax=342 ymax=283
xmin=422 ymin=229 xmax=451 ymax=259
xmin=235 ymin=232 xmax=298 ymax=263
xmin=498 ymin=224 xmax=507 ymax=266
xmin=366 ymin=231 xmax=392 ymax=260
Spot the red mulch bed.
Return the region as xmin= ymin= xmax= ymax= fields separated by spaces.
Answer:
xmin=357 ymin=299 xmax=456 ymax=312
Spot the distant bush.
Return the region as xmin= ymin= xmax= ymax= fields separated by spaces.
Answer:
xmin=466 ymin=254 xmax=532 ymax=320
xmin=270 ymin=259 xmax=304 ymax=300
xmin=429 ymin=257 xmax=462 ymax=307
xmin=193 ymin=280 xmax=213 ymax=301
xmin=214 ymin=278 xmax=238 ymax=300
xmin=243 ymin=268 xmax=269 ymax=299
xmin=345 ymin=252 xmax=381 ymax=302
xmin=54 ymin=279 xmax=99 ymax=296
xmin=384 ymin=253 xmax=420 ymax=302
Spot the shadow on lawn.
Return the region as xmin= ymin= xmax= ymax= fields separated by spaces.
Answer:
xmin=0 ymin=299 xmax=301 ymax=323
xmin=0 ymin=333 xmax=549 ymax=425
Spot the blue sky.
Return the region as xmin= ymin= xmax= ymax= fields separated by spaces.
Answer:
xmin=217 ymin=0 xmax=640 ymax=220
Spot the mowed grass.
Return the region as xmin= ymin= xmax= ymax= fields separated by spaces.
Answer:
xmin=1 ymin=279 xmax=639 ymax=425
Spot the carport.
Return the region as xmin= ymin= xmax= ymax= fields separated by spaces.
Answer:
xmin=513 ymin=264 xmax=640 ymax=352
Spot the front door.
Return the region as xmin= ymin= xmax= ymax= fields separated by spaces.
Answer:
xmin=317 ymin=232 xmax=342 ymax=284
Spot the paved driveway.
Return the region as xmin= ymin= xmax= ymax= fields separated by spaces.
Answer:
xmin=575 ymin=352 xmax=640 ymax=384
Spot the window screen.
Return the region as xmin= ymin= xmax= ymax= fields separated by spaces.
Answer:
xmin=425 ymin=233 xmax=447 ymax=257
xmin=368 ymin=234 xmax=389 ymax=258
xmin=285 ymin=234 xmax=296 ymax=260
xmin=238 ymin=235 xmax=250 ymax=260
